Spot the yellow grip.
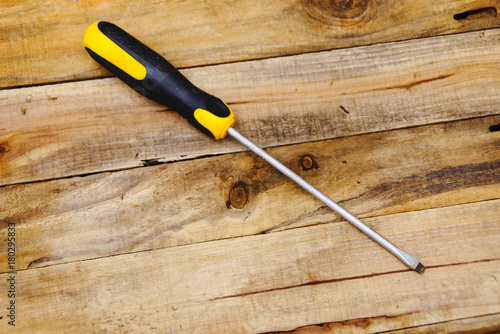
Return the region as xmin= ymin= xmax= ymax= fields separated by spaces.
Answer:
xmin=193 ymin=103 xmax=235 ymax=140
xmin=83 ymin=21 xmax=147 ymax=80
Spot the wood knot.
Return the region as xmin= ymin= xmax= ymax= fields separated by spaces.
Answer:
xmin=303 ymin=0 xmax=375 ymax=27
xmin=301 ymin=155 xmax=318 ymax=171
xmin=0 ymin=144 xmax=7 ymax=153
xmin=227 ymin=182 xmax=248 ymax=209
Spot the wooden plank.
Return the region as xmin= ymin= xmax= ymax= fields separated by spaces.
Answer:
xmin=2 ymin=29 xmax=500 ymax=185
xmin=1 ymin=0 xmax=500 ymax=88
xmin=1 ymin=115 xmax=498 ymax=271
xmin=265 ymin=313 xmax=500 ymax=333
xmin=0 ymin=199 xmax=499 ymax=332
xmin=388 ymin=314 xmax=500 ymax=334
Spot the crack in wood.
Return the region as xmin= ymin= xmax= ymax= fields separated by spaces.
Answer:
xmin=372 ymin=74 xmax=454 ymax=92
xmin=209 ymin=269 xmax=408 ymax=302
xmin=259 ymin=205 xmax=333 ymax=234
xmin=260 ymin=313 xmax=414 ymax=333
xmin=209 ymin=258 xmax=499 ymax=302
xmin=141 ymin=158 xmax=163 ymax=167
xmin=260 ymin=312 xmax=500 ymax=334
xmin=27 ymin=256 xmax=63 ymax=269
xmin=454 ymin=7 xmax=498 ymax=21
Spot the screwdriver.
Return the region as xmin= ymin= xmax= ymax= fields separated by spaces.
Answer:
xmin=83 ymin=21 xmax=425 ymax=274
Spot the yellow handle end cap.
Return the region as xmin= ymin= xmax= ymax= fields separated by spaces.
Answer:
xmin=193 ymin=107 xmax=235 ymax=140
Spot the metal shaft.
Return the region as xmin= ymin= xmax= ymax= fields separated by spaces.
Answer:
xmin=227 ymin=127 xmax=425 ymax=273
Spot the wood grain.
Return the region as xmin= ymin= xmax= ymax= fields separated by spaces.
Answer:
xmin=1 ymin=115 xmax=498 ymax=271
xmin=3 ymin=1 xmax=500 ymax=332
xmin=1 ymin=0 xmax=499 ymax=88
xmin=0 ymin=199 xmax=498 ymax=333
xmin=267 ymin=313 xmax=500 ymax=333
xmin=389 ymin=314 xmax=500 ymax=334
xmin=2 ymin=29 xmax=500 ymax=185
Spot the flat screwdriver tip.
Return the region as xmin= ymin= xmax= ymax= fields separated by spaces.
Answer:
xmin=414 ymin=262 xmax=426 ymax=274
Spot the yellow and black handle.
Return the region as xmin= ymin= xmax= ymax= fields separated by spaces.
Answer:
xmin=83 ymin=21 xmax=235 ymax=139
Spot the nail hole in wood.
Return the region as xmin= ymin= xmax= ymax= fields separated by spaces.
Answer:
xmin=339 ymin=105 xmax=350 ymax=114
xmin=489 ymin=124 xmax=500 ymax=132
xmin=453 ymin=7 xmax=497 ymax=21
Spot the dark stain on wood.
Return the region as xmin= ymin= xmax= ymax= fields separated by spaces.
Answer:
xmin=0 ymin=217 xmax=16 ymax=229
xmin=414 ymin=161 xmax=499 ymax=195
xmin=217 ymin=152 xmax=291 ymax=199
xmin=343 ymin=160 xmax=500 ymax=214
xmin=49 ymin=188 xmax=63 ymax=195
xmin=0 ymin=144 xmax=7 ymax=153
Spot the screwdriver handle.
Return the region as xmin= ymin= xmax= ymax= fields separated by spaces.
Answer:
xmin=83 ymin=21 xmax=235 ymax=139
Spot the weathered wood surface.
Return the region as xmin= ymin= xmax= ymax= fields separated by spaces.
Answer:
xmin=1 ymin=115 xmax=498 ymax=272
xmin=2 ymin=28 xmax=500 ymax=186
xmin=2 ymin=1 xmax=500 ymax=332
xmin=272 ymin=313 xmax=500 ymax=333
xmin=387 ymin=314 xmax=500 ymax=334
xmin=0 ymin=199 xmax=499 ymax=333
xmin=1 ymin=0 xmax=499 ymax=88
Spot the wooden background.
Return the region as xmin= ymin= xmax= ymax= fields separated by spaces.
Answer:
xmin=1 ymin=0 xmax=499 ymax=332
